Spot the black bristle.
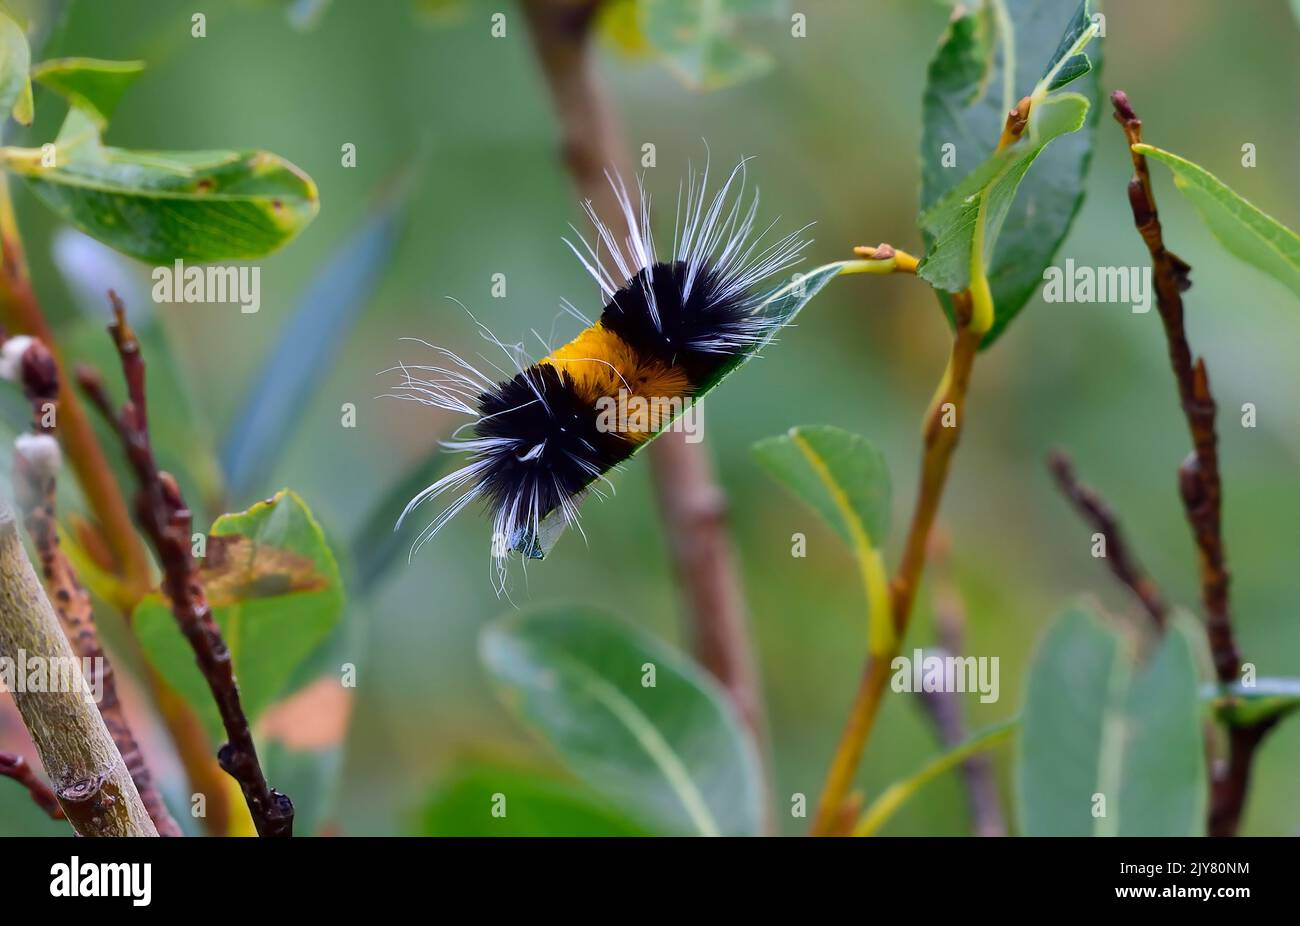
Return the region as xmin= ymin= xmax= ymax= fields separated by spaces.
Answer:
xmin=600 ymin=260 xmax=756 ymax=385
xmin=475 ymin=364 xmax=631 ymax=527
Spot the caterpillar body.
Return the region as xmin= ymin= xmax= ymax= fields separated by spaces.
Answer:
xmin=389 ymin=160 xmax=810 ymax=588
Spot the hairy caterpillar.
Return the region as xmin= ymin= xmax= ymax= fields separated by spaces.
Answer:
xmin=388 ymin=160 xmax=810 ymax=588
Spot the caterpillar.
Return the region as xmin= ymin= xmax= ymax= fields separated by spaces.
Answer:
xmin=388 ymin=160 xmax=810 ymax=588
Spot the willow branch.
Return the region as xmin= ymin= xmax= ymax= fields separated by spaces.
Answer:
xmin=851 ymin=243 xmax=921 ymax=275
xmin=0 ymin=751 xmax=64 ymax=820
xmin=0 ymin=175 xmax=152 ymax=603
xmin=0 ymin=501 xmax=157 ymax=836
xmin=1046 ymin=449 xmax=1168 ymax=629
xmin=3 ymin=333 xmax=182 ymax=836
xmin=0 ymin=177 xmax=229 ymax=833
xmin=518 ymin=0 xmax=769 ymax=757
xmin=79 ymin=294 xmax=292 ymax=837
xmin=811 ymin=293 xmax=981 ymax=835
xmin=1111 ymin=90 xmax=1267 ymax=837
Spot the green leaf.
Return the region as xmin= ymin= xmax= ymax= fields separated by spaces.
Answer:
xmin=1037 ymin=0 xmax=1097 ymax=93
xmin=515 ymin=259 xmax=856 ymax=559
xmin=752 ymin=425 xmax=891 ymax=547
xmin=853 ymin=720 xmax=1015 ymax=836
xmin=480 ymin=606 xmax=765 ymax=836
xmin=31 ymin=57 xmax=145 ymax=127
xmin=1018 ymin=606 xmax=1207 ymax=836
xmin=222 ymin=180 xmax=407 ymax=498
xmin=134 ymin=490 xmax=346 ymax=740
xmin=11 ymin=108 xmax=319 ymax=262
xmin=639 ymin=0 xmax=775 ymax=91
xmin=1135 ymin=143 xmax=1300 ymax=301
xmin=1204 ymin=677 xmax=1300 ymax=727
xmin=752 ymin=425 xmax=893 ymax=652
xmin=919 ymin=0 xmax=1102 ymax=346
xmin=0 ymin=10 xmax=32 ymax=125
xmin=416 ymin=764 xmax=648 ymax=836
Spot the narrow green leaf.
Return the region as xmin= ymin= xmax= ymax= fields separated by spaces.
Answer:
xmin=222 ymin=182 xmax=407 ymax=498
xmin=134 ymin=490 xmax=346 ymax=740
xmin=1018 ymin=606 xmax=1206 ymax=836
xmin=0 ymin=10 xmax=32 ymax=125
xmin=480 ymin=606 xmax=765 ymax=836
xmin=31 ymin=57 xmax=145 ymax=127
xmin=11 ymin=107 xmax=319 ymax=262
xmin=515 ymin=259 xmax=857 ymax=559
xmin=416 ymin=764 xmax=648 ymax=836
xmin=1135 ymin=142 xmax=1300 ymax=301
xmin=753 ymin=425 xmax=893 ymax=651
xmin=919 ymin=0 xmax=1102 ymax=346
xmin=853 ymin=720 xmax=1015 ymax=836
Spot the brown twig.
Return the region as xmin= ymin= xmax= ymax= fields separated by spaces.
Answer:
xmin=1046 ymin=449 xmax=1169 ymax=629
xmin=78 ymin=293 xmax=292 ymax=837
xmin=3 ymin=332 xmax=182 ymax=836
xmin=518 ymin=0 xmax=769 ymax=756
xmin=0 ymin=751 xmax=65 ymax=820
xmin=915 ymin=532 xmax=1006 ymax=837
xmin=1111 ymin=90 xmax=1265 ymax=837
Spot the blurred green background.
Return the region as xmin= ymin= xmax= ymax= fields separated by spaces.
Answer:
xmin=0 ymin=0 xmax=1296 ymax=835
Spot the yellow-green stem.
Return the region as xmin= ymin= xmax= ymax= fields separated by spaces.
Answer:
xmin=810 ymin=294 xmax=980 ymax=836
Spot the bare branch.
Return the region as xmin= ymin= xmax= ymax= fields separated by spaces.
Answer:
xmin=1046 ymin=449 xmax=1169 ymax=629
xmin=78 ymin=293 xmax=292 ymax=837
xmin=0 ymin=751 xmax=64 ymax=820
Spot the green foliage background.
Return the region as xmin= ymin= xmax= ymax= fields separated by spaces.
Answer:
xmin=0 ymin=0 xmax=1296 ymax=835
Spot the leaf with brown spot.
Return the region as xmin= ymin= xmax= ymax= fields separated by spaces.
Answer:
xmin=133 ymin=491 xmax=345 ymax=741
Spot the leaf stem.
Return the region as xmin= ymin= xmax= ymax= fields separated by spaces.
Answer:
xmin=851 ymin=719 xmax=1014 ymax=837
xmin=849 ymin=243 xmax=921 ymax=275
xmin=811 ymin=293 xmax=980 ymax=835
